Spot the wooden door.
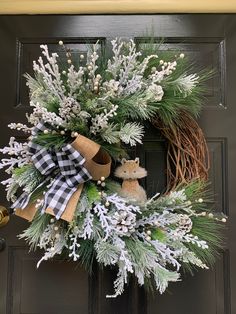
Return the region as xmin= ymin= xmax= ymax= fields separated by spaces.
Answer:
xmin=0 ymin=14 xmax=234 ymax=314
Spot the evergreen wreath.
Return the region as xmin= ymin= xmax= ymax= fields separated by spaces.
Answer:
xmin=0 ymin=38 xmax=227 ymax=298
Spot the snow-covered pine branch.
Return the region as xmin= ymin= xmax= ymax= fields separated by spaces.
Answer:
xmin=119 ymin=122 xmax=144 ymax=146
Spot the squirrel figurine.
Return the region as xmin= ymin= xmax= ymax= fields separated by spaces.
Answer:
xmin=114 ymin=158 xmax=147 ymax=203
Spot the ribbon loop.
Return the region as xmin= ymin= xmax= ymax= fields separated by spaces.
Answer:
xmin=57 ymin=144 xmax=86 ymax=176
xmin=62 ymin=144 xmax=85 ymax=167
xmin=32 ymin=148 xmax=56 ymax=175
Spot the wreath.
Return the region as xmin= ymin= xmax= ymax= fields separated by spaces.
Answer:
xmin=0 ymin=39 xmax=226 ymax=298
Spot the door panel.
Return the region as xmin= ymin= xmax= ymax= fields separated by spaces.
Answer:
xmin=0 ymin=15 xmax=234 ymax=314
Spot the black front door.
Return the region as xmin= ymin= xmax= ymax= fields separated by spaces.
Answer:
xmin=0 ymin=14 xmax=234 ymax=314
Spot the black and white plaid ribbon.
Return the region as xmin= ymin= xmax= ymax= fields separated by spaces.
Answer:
xmin=12 ymin=122 xmax=92 ymax=219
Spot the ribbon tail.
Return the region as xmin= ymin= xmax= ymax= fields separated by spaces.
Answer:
xmin=12 ymin=178 xmax=51 ymax=210
xmin=41 ymin=174 xmax=78 ymax=220
xmin=12 ymin=191 xmax=32 ymax=210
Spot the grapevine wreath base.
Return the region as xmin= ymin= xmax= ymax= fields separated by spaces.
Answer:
xmin=0 ymin=38 xmax=226 ymax=298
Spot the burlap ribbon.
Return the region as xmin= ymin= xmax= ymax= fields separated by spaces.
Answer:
xmin=14 ymin=127 xmax=111 ymax=222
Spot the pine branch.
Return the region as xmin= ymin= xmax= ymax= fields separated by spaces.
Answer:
xmin=113 ymin=94 xmax=159 ymax=121
xmin=13 ymin=164 xmax=44 ymax=193
xmin=98 ymin=141 xmax=128 ymax=160
xmin=18 ymin=212 xmax=51 ymax=250
xmin=33 ymin=133 xmax=70 ymax=149
xmin=77 ymin=240 xmax=96 ymax=273
xmin=100 ymin=124 xmax=120 ymax=144
xmin=95 ymin=239 xmax=119 ymax=266
xmin=153 ymin=265 xmax=179 ymax=294
xmin=188 ymin=216 xmax=225 ymax=267
xmin=119 ymin=122 xmax=144 ymax=146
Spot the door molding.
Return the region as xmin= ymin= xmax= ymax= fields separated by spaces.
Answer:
xmin=0 ymin=0 xmax=236 ymax=14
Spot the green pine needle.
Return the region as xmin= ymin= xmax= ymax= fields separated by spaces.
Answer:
xmin=77 ymin=240 xmax=96 ymax=274
xmin=18 ymin=212 xmax=51 ymax=250
xmin=33 ymin=133 xmax=70 ymax=149
xmin=190 ymin=216 xmax=225 ymax=265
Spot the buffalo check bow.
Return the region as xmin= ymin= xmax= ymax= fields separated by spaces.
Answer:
xmin=12 ymin=122 xmax=92 ymax=219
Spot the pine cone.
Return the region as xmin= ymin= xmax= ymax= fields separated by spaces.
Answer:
xmin=112 ymin=210 xmax=136 ymax=236
xmin=177 ymin=214 xmax=193 ymax=233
